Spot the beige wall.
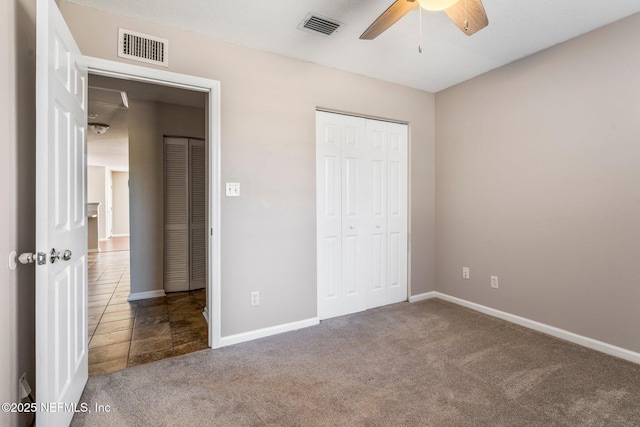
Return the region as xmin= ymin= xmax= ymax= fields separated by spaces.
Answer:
xmin=1 ymin=1 xmax=14 ymax=422
xmin=128 ymin=100 xmax=205 ymax=295
xmin=59 ymin=2 xmax=436 ymax=337
xmin=4 ymin=0 xmax=37 ymax=425
xmin=435 ymin=13 xmax=640 ymax=353
xmin=112 ymin=171 xmax=130 ymax=235
xmin=87 ymin=165 xmax=107 ymax=239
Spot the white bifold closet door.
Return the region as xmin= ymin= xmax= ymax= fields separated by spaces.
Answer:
xmin=164 ymin=137 xmax=206 ymax=292
xmin=317 ymin=111 xmax=408 ymax=320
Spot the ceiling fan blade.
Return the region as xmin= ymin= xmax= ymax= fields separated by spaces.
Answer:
xmin=360 ymin=0 xmax=418 ymax=40
xmin=444 ymin=0 xmax=488 ymax=36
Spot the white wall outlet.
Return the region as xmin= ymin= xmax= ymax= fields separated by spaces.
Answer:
xmin=226 ymin=182 xmax=240 ymax=197
xmin=491 ymin=275 xmax=499 ymax=289
xmin=462 ymin=267 xmax=470 ymax=280
xmin=250 ymin=291 xmax=260 ymax=306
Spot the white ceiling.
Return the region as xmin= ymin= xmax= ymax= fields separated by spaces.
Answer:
xmin=64 ymin=0 xmax=640 ymax=92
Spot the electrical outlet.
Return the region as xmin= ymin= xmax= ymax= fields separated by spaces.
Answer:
xmin=462 ymin=267 xmax=470 ymax=280
xmin=250 ymin=291 xmax=259 ymax=306
xmin=491 ymin=275 xmax=499 ymax=289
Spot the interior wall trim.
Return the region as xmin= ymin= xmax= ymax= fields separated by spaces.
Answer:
xmin=408 ymin=291 xmax=437 ymax=303
xmin=413 ymin=292 xmax=640 ymax=365
xmin=127 ymin=290 xmax=167 ymax=301
xmin=218 ymin=318 xmax=319 ymax=348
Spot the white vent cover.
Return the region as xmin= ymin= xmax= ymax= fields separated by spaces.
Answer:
xmin=118 ymin=28 xmax=169 ymax=67
xmin=298 ymin=14 xmax=343 ymax=37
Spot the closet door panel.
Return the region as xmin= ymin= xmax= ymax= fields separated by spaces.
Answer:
xmin=386 ymin=123 xmax=408 ymax=304
xmin=189 ymin=139 xmax=206 ymax=291
xmin=316 ymin=113 xmax=344 ymax=319
xmin=367 ymin=119 xmax=387 ymax=309
xmin=341 ymin=117 xmax=368 ymax=316
xmin=164 ymin=138 xmax=189 ymax=292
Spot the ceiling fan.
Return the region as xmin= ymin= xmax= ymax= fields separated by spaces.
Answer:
xmin=360 ymin=0 xmax=488 ymax=40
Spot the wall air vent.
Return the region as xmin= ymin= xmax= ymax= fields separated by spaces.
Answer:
xmin=297 ymin=14 xmax=343 ymax=37
xmin=118 ymin=28 xmax=169 ymax=67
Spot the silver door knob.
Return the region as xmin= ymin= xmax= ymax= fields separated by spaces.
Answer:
xmin=18 ymin=252 xmax=35 ymax=264
xmin=349 ymin=225 xmax=354 ymax=230
xmin=62 ymin=250 xmax=72 ymax=261
xmin=376 ymin=224 xmax=381 ymax=228
xmin=50 ymin=248 xmax=60 ymax=263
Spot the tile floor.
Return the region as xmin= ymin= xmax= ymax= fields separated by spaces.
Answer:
xmin=88 ymin=250 xmax=208 ymax=376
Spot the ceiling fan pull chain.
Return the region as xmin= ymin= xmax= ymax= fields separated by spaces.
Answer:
xmin=418 ymin=6 xmax=423 ymax=53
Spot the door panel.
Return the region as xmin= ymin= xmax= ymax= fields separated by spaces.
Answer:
xmin=366 ymin=119 xmax=387 ymax=309
xmin=341 ymin=117 xmax=368 ymax=316
xmin=36 ymin=1 xmax=88 ymax=425
xmin=164 ymin=138 xmax=189 ymax=292
xmin=386 ymin=123 xmax=408 ymax=304
xmin=189 ymin=139 xmax=206 ymax=290
xmin=317 ymin=112 xmax=367 ymax=319
xmin=317 ymin=115 xmax=344 ymax=319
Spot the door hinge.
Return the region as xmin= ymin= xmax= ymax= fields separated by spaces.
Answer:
xmin=37 ymin=252 xmax=47 ymax=265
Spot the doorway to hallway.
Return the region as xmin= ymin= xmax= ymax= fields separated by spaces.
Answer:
xmin=85 ymin=72 xmax=211 ymax=374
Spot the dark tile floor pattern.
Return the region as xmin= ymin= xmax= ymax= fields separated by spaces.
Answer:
xmin=88 ymin=250 xmax=208 ymax=376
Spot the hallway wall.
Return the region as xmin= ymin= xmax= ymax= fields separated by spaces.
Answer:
xmin=112 ymin=171 xmax=130 ymax=236
xmin=88 ymin=165 xmax=107 ymax=240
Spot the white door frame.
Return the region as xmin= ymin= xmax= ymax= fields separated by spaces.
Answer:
xmin=84 ymin=56 xmax=222 ymax=349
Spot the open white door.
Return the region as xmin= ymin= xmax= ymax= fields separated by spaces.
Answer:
xmin=36 ymin=0 xmax=88 ymax=425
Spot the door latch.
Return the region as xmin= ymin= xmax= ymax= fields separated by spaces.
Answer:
xmin=50 ymin=248 xmax=60 ymax=264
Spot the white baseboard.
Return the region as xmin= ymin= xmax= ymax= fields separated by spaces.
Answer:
xmin=128 ymin=289 xmax=166 ymax=301
xmin=408 ymin=291 xmax=437 ymax=303
xmin=99 ymin=238 xmax=108 ymax=242
xmin=88 ymin=248 xmax=100 ymax=253
xmin=431 ymin=292 xmax=640 ymax=365
xmin=110 ymin=234 xmax=129 ymax=238
xmin=218 ymin=317 xmax=319 ymax=348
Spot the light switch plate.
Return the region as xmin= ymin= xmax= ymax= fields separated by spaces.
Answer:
xmin=226 ymin=182 xmax=240 ymax=197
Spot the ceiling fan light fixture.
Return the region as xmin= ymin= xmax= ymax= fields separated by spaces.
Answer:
xmin=417 ymin=0 xmax=460 ymax=11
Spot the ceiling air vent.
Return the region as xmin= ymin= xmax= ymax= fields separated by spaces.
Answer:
xmin=298 ymin=14 xmax=343 ymax=37
xmin=118 ymin=28 xmax=169 ymax=67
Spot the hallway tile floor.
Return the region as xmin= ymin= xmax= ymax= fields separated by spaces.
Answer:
xmin=88 ymin=250 xmax=208 ymax=376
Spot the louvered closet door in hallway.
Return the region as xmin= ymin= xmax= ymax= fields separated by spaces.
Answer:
xmin=317 ymin=111 xmax=408 ymax=320
xmin=164 ymin=137 xmax=207 ymax=292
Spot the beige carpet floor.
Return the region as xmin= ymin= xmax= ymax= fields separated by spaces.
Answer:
xmin=71 ymin=299 xmax=640 ymax=426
